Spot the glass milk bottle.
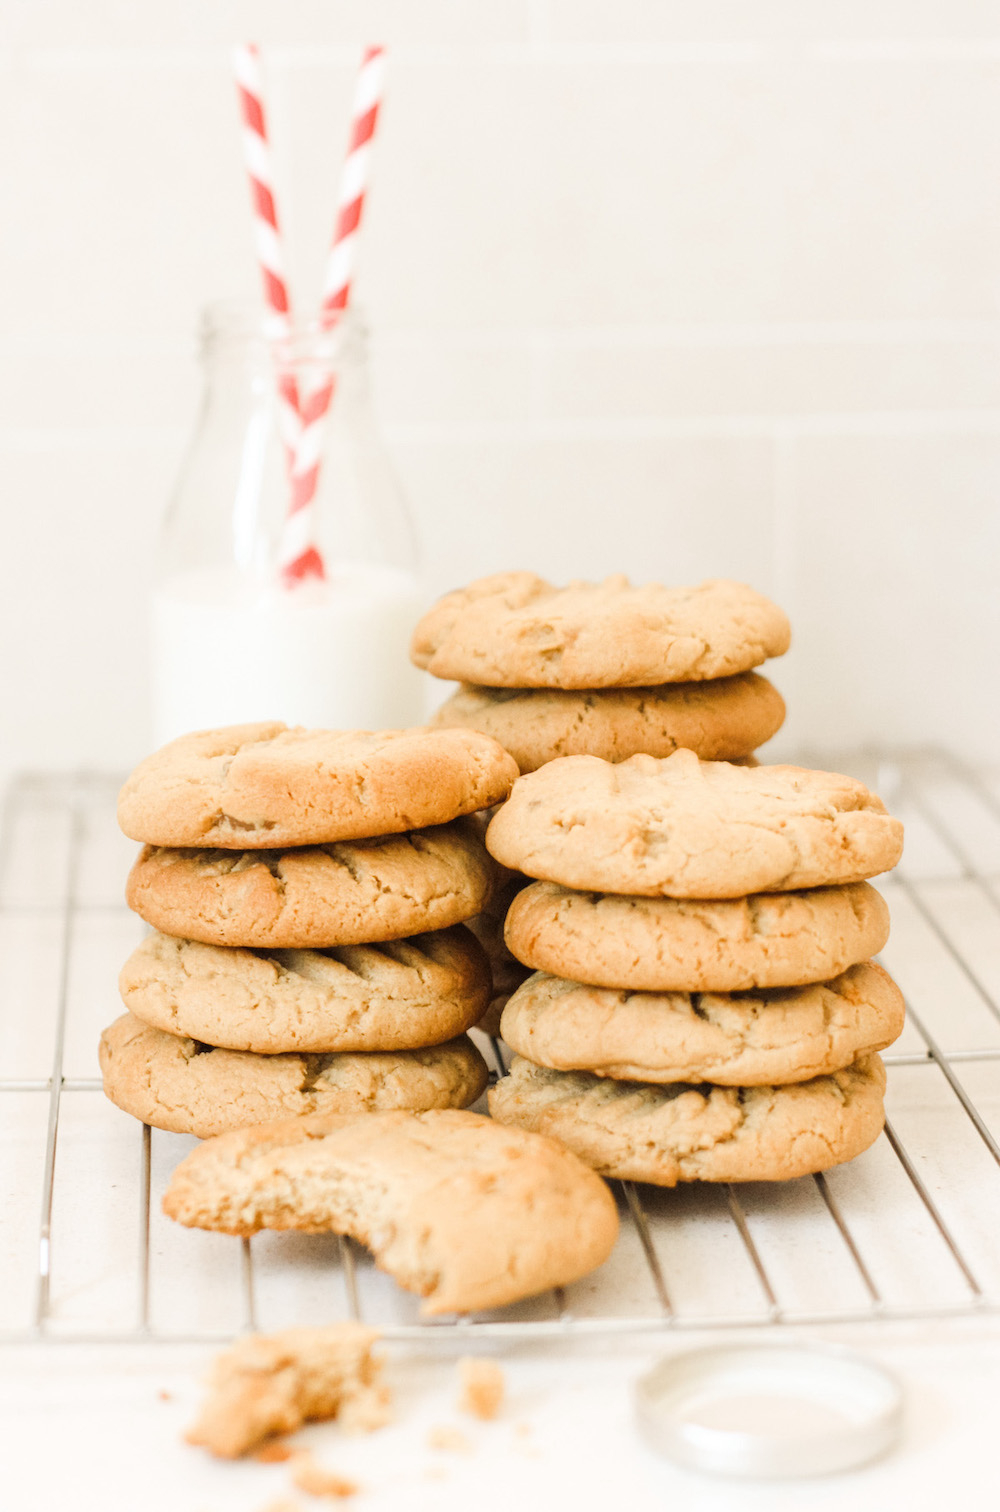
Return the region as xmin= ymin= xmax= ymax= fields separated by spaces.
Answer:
xmin=151 ymin=303 xmax=426 ymax=746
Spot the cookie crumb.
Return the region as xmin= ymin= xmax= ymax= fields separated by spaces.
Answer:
xmin=427 ymin=1425 xmax=474 ymax=1454
xmin=254 ymin=1440 xmax=294 ymax=1463
xmin=291 ymin=1450 xmax=358 ymax=1499
xmin=185 ymin=1322 xmax=384 ymax=1458
xmin=513 ymin=1421 xmax=532 ymax=1438
xmin=157 ymin=1389 xmax=172 ymax=1402
xmin=261 ymin=1501 xmax=303 ymax=1512
xmin=457 ymin=1357 xmax=504 ymax=1420
xmin=339 ymin=1382 xmax=392 ymax=1435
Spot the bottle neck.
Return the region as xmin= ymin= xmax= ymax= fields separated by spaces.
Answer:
xmin=158 ymin=297 xmax=416 ymax=587
xmin=199 ymin=301 xmax=368 ymax=391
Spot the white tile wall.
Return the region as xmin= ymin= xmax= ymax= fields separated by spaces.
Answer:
xmin=543 ymin=2 xmax=1000 ymax=43
xmin=778 ymin=427 xmax=1000 ymax=760
xmin=2 ymin=2 xmax=999 ymax=776
xmin=394 ymin=432 xmax=777 ymax=591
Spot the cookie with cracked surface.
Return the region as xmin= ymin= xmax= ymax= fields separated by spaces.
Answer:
xmin=499 ymin=962 xmax=903 ymax=1086
xmin=125 ymin=820 xmax=495 ymax=948
xmin=99 ymin=1013 xmax=489 ymax=1138
xmin=120 ymin=925 xmax=491 ymax=1054
xmin=162 ymin=1108 xmax=620 ymax=1314
xmin=431 ymin=672 xmax=785 ymax=773
xmin=410 ymin=572 xmax=790 ymax=688
xmin=118 ymin=722 xmax=518 ymax=849
xmin=187 ymin=1323 xmax=385 ymax=1458
xmin=504 ymin=880 xmax=890 ymax=991
xmin=488 ymin=1054 xmax=886 ymax=1184
xmin=486 ymin=750 xmax=904 ymax=898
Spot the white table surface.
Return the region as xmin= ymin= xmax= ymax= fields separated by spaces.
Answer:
xmin=5 ymin=1318 xmax=1000 ymax=1512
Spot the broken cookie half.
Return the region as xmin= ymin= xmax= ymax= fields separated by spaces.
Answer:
xmin=163 ymin=1108 xmax=619 ymax=1315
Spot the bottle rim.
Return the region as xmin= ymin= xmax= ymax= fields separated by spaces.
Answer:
xmin=199 ymin=298 xmax=365 ymax=364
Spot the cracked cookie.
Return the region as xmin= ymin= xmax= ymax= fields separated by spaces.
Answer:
xmin=118 ymin=721 xmax=518 ymax=849
xmin=488 ymin=1053 xmax=886 ymax=1184
xmin=120 ymin=925 xmax=491 ymax=1053
xmin=431 ymin=672 xmax=785 ymax=772
xmin=99 ymin=1013 xmax=489 ymax=1138
xmin=411 ymin=572 xmax=790 ymax=688
xmin=125 ymin=820 xmax=496 ymax=948
xmin=504 ymin=880 xmax=891 ymax=991
xmin=162 ymin=1108 xmax=620 ymax=1313
xmin=486 ymin=750 xmax=904 ymax=897
xmin=499 ymin=962 xmax=904 ymax=1086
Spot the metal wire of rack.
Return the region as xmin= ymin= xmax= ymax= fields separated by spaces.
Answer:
xmin=2 ymin=751 xmax=1000 ymax=1347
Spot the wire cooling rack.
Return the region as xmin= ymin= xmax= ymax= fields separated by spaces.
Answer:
xmin=2 ymin=751 xmax=1000 ymax=1346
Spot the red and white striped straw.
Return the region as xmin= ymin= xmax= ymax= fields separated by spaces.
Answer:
xmin=277 ymin=45 xmax=386 ymax=585
xmin=321 ymin=44 xmax=386 ymax=319
xmin=234 ymin=43 xmax=326 ymax=584
xmin=233 ymin=44 xmax=293 ymax=327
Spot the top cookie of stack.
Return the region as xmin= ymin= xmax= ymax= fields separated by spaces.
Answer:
xmin=101 ymin=722 xmax=518 ymax=1139
xmin=413 ymin=572 xmax=790 ymax=772
xmin=118 ymin=721 xmax=519 ymax=849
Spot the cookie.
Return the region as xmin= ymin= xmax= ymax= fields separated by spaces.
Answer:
xmin=186 ymin=1323 xmax=385 ymax=1458
xmin=162 ymin=1108 xmax=620 ymax=1314
xmin=489 ymin=1054 xmax=886 ymax=1185
xmin=465 ymin=908 xmax=532 ymax=1037
xmin=120 ymin=926 xmax=491 ymax=1054
xmin=125 ymin=821 xmax=495 ymax=948
xmin=411 ymin=573 xmax=790 ymax=688
xmin=499 ymin=962 xmax=903 ymax=1086
xmin=486 ymin=750 xmax=904 ymax=897
xmin=462 ymin=868 xmax=532 ymax=1036
xmin=118 ymin=722 xmax=518 ymax=849
xmin=504 ymin=880 xmax=890 ymax=991
xmin=431 ymin=673 xmax=785 ymax=773
xmin=99 ymin=1014 xmax=489 ymax=1138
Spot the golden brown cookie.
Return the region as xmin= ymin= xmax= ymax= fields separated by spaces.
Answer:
xmin=120 ymin=926 xmax=491 ymax=1053
xmin=118 ymin=722 xmax=518 ymax=849
xmin=125 ymin=821 xmax=495 ymax=948
xmin=465 ymin=908 xmax=532 ymax=1038
xmin=461 ymin=865 xmax=532 ymax=1036
xmin=486 ymin=751 xmax=904 ymax=898
xmin=99 ymin=1013 xmax=488 ymax=1138
xmin=411 ymin=573 xmax=790 ymax=688
xmin=504 ymin=880 xmax=890 ymax=991
xmin=488 ymin=1054 xmax=886 ymax=1185
xmin=498 ymin=962 xmax=903 ymax=1085
xmin=162 ymin=1108 xmax=620 ymax=1314
xmin=431 ymin=673 xmax=785 ymax=772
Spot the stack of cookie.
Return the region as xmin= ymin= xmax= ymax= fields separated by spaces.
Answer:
xmin=411 ymin=572 xmax=791 ymax=1032
xmin=487 ymin=750 xmax=906 ymax=1186
xmin=99 ymin=722 xmax=519 ymax=1139
xmin=412 ymin=572 xmax=791 ymax=774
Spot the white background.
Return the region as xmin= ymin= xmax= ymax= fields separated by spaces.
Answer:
xmin=2 ymin=0 xmax=999 ymax=780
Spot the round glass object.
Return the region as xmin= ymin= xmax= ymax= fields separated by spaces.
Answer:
xmin=635 ymin=1342 xmax=903 ymax=1479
